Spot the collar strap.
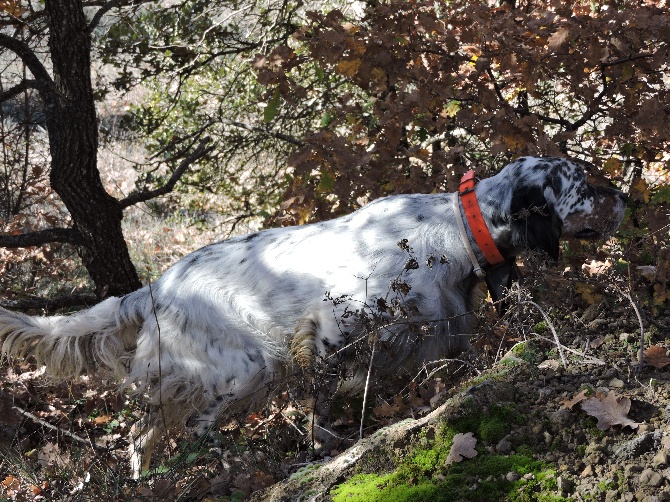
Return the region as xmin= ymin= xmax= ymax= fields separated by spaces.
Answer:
xmin=458 ymin=170 xmax=505 ymax=267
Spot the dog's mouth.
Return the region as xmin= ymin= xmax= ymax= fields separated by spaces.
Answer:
xmin=573 ymin=228 xmax=602 ymax=240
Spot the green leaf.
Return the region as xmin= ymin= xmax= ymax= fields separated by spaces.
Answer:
xmin=264 ymin=88 xmax=281 ymax=123
xmin=320 ymin=111 xmax=334 ymax=128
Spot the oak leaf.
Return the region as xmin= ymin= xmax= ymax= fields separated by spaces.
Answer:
xmin=560 ymin=389 xmax=590 ymax=410
xmin=445 ymin=432 xmax=477 ymax=465
xmin=335 ymin=58 xmax=361 ymax=77
xmin=580 ymin=391 xmax=640 ymax=431
xmin=644 ymin=345 xmax=670 ymax=369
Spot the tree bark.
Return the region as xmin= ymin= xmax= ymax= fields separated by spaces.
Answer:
xmin=42 ymin=0 xmax=141 ymax=297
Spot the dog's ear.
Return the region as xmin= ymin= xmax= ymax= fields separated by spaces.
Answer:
xmin=510 ymin=184 xmax=562 ymax=261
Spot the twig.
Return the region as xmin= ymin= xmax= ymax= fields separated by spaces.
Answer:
xmin=531 ymin=333 xmax=605 ymax=365
xmin=360 ymin=331 xmax=377 ymax=440
xmin=118 ymin=138 xmax=215 ymax=209
xmin=13 ymin=406 xmax=98 ymax=449
xmin=521 ymin=299 xmax=567 ymax=367
xmin=622 ymin=291 xmax=645 ymax=371
xmin=148 ymin=283 xmax=166 ymax=434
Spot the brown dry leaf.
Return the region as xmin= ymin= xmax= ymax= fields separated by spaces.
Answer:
xmin=374 ymin=395 xmax=407 ymax=418
xmin=92 ymin=415 xmax=111 ymax=425
xmin=548 ymin=27 xmax=570 ymax=50
xmin=644 ymin=345 xmax=670 ymax=369
xmin=445 ymin=432 xmax=477 ymax=465
xmin=2 ymin=475 xmax=20 ymax=491
xmin=560 ymin=389 xmax=590 ymax=410
xmin=580 ymin=390 xmax=640 ymax=431
xmin=335 ymin=58 xmax=361 ymax=77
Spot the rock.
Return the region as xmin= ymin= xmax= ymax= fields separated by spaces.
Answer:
xmin=557 ymin=475 xmax=575 ymax=495
xmin=602 ymin=368 xmax=619 ymax=379
xmin=605 ymin=490 xmax=620 ymax=502
xmin=543 ymin=431 xmax=553 ymax=444
xmin=654 ymin=450 xmax=669 ymax=468
xmin=548 ymin=408 xmax=574 ymax=428
xmin=619 ymin=332 xmax=634 ymax=343
xmin=639 ymin=468 xmax=664 ymax=487
xmin=496 ymin=437 xmax=512 ymax=454
xmin=615 ymin=431 xmax=662 ymax=459
xmin=585 ymin=443 xmax=604 ymax=455
xmin=505 ymin=472 xmax=520 ymax=482
xmin=581 ymin=465 xmax=594 ymax=478
xmin=609 ymin=378 xmax=625 ymax=388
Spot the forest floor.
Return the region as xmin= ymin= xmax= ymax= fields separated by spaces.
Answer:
xmin=0 ymin=264 xmax=669 ymax=501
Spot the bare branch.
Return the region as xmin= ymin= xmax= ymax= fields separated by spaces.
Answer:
xmin=87 ymin=0 xmax=124 ymax=32
xmin=0 ymin=79 xmax=47 ymax=103
xmin=228 ymin=121 xmax=304 ymax=147
xmin=86 ymin=0 xmax=158 ymax=32
xmin=0 ymin=294 xmax=98 ymax=312
xmin=118 ymin=138 xmax=215 ymax=209
xmin=0 ymin=34 xmax=55 ymax=92
xmin=0 ymin=227 xmax=84 ymax=248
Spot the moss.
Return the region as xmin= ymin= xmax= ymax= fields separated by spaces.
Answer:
xmin=288 ymin=462 xmax=321 ymax=485
xmin=331 ymin=404 xmax=563 ymax=502
xmin=331 ymin=454 xmax=569 ymax=502
xmin=448 ymin=403 xmax=520 ymax=444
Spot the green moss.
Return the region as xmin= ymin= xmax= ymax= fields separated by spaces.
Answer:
xmin=331 ymin=403 xmax=565 ymax=502
xmin=449 ymin=403 xmax=519 ymax=444
xmin=331 ymin=455 xmax=569 ymax=502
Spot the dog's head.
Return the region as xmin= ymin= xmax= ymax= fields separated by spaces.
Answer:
xmin=482 ymin=157 xmax=627 ymax=261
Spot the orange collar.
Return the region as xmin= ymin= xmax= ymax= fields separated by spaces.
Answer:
xmin=459 ymin=170 xmax=505 ymax=266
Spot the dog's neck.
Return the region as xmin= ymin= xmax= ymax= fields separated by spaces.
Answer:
xmin=473 ymin=175 xmax=522 ymax=260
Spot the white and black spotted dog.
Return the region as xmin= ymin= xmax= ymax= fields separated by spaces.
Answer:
xmin=0 ymin=157 xmax=626 ymax=477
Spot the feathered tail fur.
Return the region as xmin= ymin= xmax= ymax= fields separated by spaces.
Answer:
xmin=0 ymin=292 xmax=145 ymax=381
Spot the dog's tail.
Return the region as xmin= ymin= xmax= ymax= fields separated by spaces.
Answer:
xmin=0 ymin=290 xmax=147 ymax=381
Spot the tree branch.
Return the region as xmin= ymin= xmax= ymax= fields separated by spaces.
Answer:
xmin=0 ymin=79 xmax=46 ymax=103
xmin=0 ymin=34 xmax=55 ymax=93
xmin=228 ymin=120 xmax=304 ymax=147
xmin=118 ymin=138 xmax=215 ymax=209
xmin=88 ymin=0 xmax=121 ymax=32
xmin=0 ymin=294 xmax=98 ymax=312
xmin=0 ymin=227 xmax=84 ymax=248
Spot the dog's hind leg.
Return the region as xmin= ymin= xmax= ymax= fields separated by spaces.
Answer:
xmin=128 ymin=411 xmax=163 ymax=479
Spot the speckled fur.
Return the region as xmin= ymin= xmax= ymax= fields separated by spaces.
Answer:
xmin=0 ymin=156 xmax=626 ymax=477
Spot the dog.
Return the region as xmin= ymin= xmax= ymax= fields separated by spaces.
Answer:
xmin=0 ymin=156 xmax=626 ymax=477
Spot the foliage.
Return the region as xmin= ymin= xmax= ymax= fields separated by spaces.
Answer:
xmin=261 ymin=0 xmax=669 ymax=219
xmin=95 ymin=0 xmax=350 ymax=227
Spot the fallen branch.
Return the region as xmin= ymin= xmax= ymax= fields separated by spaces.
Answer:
xmin=0 ymin=294 xmax=98 ymax=312
xmin=13 ymin=406 xmax=99 ymax=450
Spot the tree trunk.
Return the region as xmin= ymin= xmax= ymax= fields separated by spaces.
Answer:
xmin=43 ymin=0 xmax=141 ymax=297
